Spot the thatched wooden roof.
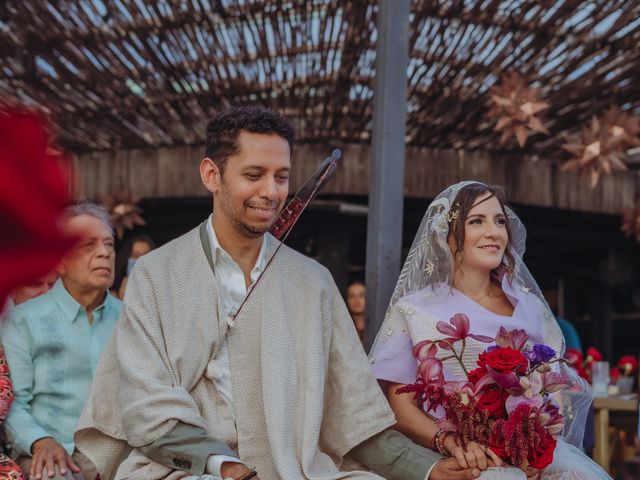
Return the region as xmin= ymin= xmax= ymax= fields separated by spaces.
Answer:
xmin=1 ymin=0 xmax=639 ymax=157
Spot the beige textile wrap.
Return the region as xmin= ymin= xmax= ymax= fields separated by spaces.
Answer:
xmin=74 ymin=225 xmax=395 ymax=479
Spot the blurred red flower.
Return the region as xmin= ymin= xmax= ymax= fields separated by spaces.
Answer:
xmin=617 ymin=355 xmax=638 ymax=377
xmin=585 ymin=347 xmax=603 ymax=365
xmin=610 ymin=367 xmax=621 ymax=382
xmin=0 ymin=105 xmax=73 ymax=307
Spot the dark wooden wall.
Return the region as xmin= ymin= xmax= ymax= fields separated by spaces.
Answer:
xmin=74 ymin=142 xmax=636 ymax=215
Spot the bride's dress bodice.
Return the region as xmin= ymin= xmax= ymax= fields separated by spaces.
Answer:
xmin=370 ymin=276 xmax=563 ymax=386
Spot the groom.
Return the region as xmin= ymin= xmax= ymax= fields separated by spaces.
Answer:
xmin=74 ymin=106 xmax=480 ymax=480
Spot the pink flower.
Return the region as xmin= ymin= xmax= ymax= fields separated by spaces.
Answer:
xmin=506 ymin=391 xmax=543 ymax=414
xmin=443 ymin=381 xmax=475 ymax=405
xmin=520 ymin=371 xmax=543 ymax=397
xmin=418 ymin=358 xmax=444 ymax=386
xmin=436 ymin=314 xmax=493 ymax=350
xmin=538 ymin=400 xmax=564 ymax=436
xmin=412 ymin=340 xmax=438 ymax=361
xmin=485 ymin=366 xmax=522 ymax=395
xmin=495 ymin=327 xmax=529 ymax=350
xmin=541 ymin=371 xmax=568 ymax=394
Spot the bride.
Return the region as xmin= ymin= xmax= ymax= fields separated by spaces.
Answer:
xmin=369 ymin=181 xmax=611 ymax=480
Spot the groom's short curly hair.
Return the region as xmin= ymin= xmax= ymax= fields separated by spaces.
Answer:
xmin=204 ymin=105 xmax=295 ymax=174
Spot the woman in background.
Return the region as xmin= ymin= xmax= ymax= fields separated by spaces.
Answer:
xmin=346 ymin=281 xmax=366 ymax=340
xmin=115 ymin=235 xmax=155 ymax=299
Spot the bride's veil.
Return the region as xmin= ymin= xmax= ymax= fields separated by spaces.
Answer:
xmin=370 ymin=180 xmax=592 ymax=449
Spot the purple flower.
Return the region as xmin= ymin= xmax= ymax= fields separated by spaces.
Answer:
xmin=522 ymin=349 xmax=537 ymax=363
xmin=532 ymin=344 xmax=556 ymax=365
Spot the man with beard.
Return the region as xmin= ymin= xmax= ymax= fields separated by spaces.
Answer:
xmin=3 ymin=203 xmax=121 ymax=480
xmin=74 ymin=106 xmax=480 ymax=480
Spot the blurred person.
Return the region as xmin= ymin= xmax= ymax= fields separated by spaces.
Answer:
xmin=2 ymin=203 xmax=122 ymax=480
xmin=543 ymin=287 xmax=583 ymax=353
xmin=74 ymin=106 xmax=481 ymax=480
xmin=115 ymin=235 xmax=155 ymax=299
xmin=346 ymin=280 xmax=366 ymax=339
xmin=0 ymin=272 xmax=58 ymax=325
xmin=9 ymin=271 xmax=58 ymax=307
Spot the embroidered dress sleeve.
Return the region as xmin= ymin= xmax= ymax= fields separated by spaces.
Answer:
xmin=0 ymin=350 xmax=24 ymax=480
xmin=369 ymin=301 xmax=418 ymax=386
xmin=0 ymin=346 xmax=14 ymax=424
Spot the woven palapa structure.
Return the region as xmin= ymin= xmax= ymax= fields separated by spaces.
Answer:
xmin=1 ymin=0 xmax=638 ymax=159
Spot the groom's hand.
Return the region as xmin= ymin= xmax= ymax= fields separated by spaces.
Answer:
xmin=428 ymin=457 xmax=481 ymax=480
xmin=220 ymin=461 xmax=261 ymax=479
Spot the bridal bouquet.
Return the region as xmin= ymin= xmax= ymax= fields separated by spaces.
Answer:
xmin=397 ymin=314 xmax=568 ymax=470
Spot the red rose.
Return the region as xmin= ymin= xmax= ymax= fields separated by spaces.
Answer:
xmin=564 ymin=348 xmax=583 ymax=367
xmin=585 ymin=347 xmax=603 ymax=364
xmin=618 ymin=355 xmax=639 ymax=376
xmin=576 ymin=365 xmax=589 ymax=381
xmin=468 ymin=366 xmax=488 ymax=385
xmin=479 ymin=347 xmax=528 ymax=374
xmin=477 ymin=387 xmax=508 ymax=419
xmin=528 ymin=433 xmax=557 ymax=470
xmin=610 ymin=367 xmax=621 ymax=381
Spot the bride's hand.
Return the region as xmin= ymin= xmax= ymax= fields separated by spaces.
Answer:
xmin=444 ymin=436 xmax=503 ymax=471
xmin=524 ymin=466 xmax=541 ymax=479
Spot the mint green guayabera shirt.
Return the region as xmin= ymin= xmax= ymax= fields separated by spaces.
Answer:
xmin=1 ymin=279 xmax=121 ymax=456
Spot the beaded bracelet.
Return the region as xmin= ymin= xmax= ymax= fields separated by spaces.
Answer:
xmin=433 ymin=428 xmax=449 ymax=455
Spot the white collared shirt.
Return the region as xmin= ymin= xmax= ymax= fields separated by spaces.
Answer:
xmin=203 ymin=215 xmax=267 ymax=478
xmin=205 ymin=214 xmax=267 ymax=418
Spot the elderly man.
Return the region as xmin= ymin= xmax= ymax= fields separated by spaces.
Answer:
xmin=75 ymin=106 xmax=480 ymax=480
xmin=2 ymin=203 xmax=121 ymax=480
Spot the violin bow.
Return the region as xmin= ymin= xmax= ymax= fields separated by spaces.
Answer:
xmin=230 ymin=149 xmax=342 ymax=322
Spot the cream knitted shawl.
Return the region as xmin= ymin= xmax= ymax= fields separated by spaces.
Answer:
xmin=74 ymin=225 xmax=394 ymax=479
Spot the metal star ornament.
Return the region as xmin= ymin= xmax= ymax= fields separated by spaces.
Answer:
xmin=487 ymin=72 xmax=550 ymax=148
xmin=602 ymin=105 xmax=640 ymax=148
xmin=560 ymin=109 xmax=632 ymax=188
xmin=101 ymin=192 xmax=146 ymax=239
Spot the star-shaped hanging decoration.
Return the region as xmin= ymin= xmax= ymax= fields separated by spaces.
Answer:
xmin=601 ymin=105 xmax=640 ymax=147
xmin=560 ymin=105 xmax=639 ymax=188
xmin=487 ymin=72 xmax=550 ymax=148
xmin=100 ymin=192 xmax=146 ymax=239
xmin=621 ymin=200 xmax=640 ymax=242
